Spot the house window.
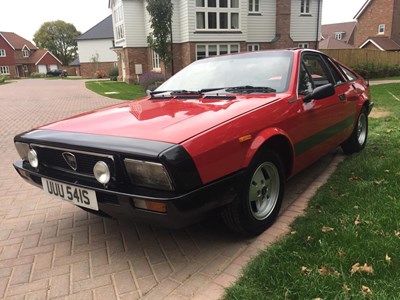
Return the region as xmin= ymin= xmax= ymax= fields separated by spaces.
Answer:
xmin=0 ymin=66 xmax=10 ymax=74
xmin=196 ymin=44 xmax=240 ymax=60
xmin=247 ymin=44 xmax=259 ymax=51
xmin=196 ymin=0 xmax=240 ymax=30
xmin=113 ymin=3 xmax=125 ymax=40
xmin=23 ymin=65 xmax=28 ymax=73
xmin=249 ymin=0 xmax=260 ymax=13
xmin=300 ymin=0 xmax=310 ymax=14
xmin=152 ymin=51 xmax=161 ymax=71
xmin=334 ymin=32 xmax=344 ymax=40
xmin=298 ymin=43 xmax=309 ymax=48
xmin=0 ymin=49 xmax=6 ymax=57
xmin=22 ymin=49 xmax=29 ymax=57
xmin=378 ymin=24 xmax=385 ymax=34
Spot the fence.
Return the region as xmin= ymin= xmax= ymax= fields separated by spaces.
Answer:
xmin=321 ymin=49 xmax=400 ymax=67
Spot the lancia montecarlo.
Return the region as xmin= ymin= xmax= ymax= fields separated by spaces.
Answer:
xmin=13 ymin=49 xmax=372 ymax=236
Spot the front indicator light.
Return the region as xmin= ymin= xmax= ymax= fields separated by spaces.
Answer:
xmin=133 ymin=198 xmax=167 ymax=213
xmin=15 ymin=142 xmax=30 ymax=160
xmin=124 ymin=159 xmax=174 ymax=191
xmin=93 ymin=161 xmax=111 ymax=184
xmin=28 ymin=149 xmax=39 ymax=168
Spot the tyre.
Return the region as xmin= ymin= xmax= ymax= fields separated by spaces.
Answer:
xmin=341 ymin=106 xmax=368 ymax=154
xmin=222 ymin=150 xmax=284 ymax=236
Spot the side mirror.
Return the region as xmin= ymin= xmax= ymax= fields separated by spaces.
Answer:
xmin=303 ymin=83 xmax=335 ymax=103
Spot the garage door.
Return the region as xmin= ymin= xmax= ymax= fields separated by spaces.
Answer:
xmin=38 ymin=65 xmax=47 ymax=74
xmin=50 ymin=64 xmax=57 ymax=70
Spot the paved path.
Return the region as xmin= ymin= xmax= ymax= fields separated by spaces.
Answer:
xmin=0 ymin=79 xmax=343 ymax=299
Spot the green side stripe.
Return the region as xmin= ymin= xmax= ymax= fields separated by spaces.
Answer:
xmin=294 ymin=116 xmax=354 ymax=156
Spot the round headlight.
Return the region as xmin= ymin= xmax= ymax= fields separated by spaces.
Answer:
xmin=93 ymin=161 xmax=111 ymax=184
xmin=28 ymin=149 xmax=39 ymax=168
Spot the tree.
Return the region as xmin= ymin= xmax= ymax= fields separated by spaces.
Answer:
xmin=146 ymin=0 xmax=174 ymax=75
xmin=33 ymin=20 xmax=81 ymax=66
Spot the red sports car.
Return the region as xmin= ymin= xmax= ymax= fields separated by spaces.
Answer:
xmin=13 ymin=49 xmax=373 ymax=236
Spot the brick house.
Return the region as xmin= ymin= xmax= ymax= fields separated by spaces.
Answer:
xmin=319 ymin=21 xmax=356 ymax=49
xmin=75 ymin=15 xmax=118 ymax=78
xmin=108 ymin=0 xmax=323 ymax=83
xmin=354 ymin=0 xmax=400 ymax=50
xmin=0 ymin=32 xmax=62 ymax=77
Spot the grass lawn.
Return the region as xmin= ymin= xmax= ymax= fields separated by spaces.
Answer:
xmin=85 ymin=80 xmax=145 ymax=100
xmin=224 ymin=83 xmax=400 ymax=299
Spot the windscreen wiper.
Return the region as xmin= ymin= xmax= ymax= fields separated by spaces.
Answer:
xmin=150 ymin=87 xmax=226 ymax=96
xmin=224 ymin=86 xmax=276 ymax=94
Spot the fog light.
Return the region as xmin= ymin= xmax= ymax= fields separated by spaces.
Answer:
xmin=28 ymin=149 xmax=39 ymax=168
xmin=93 ymin=161 xmax=111 ymax=184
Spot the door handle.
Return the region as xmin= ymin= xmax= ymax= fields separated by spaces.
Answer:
xmin=338 ymin=94 xmax=346 ymax=101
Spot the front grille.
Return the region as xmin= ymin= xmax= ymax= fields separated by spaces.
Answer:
xmin=32 ymin=145 xmax=115 ymax=178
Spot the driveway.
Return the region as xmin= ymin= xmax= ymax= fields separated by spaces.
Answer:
xmin=0 ymin=79 xmax=341 ymax=299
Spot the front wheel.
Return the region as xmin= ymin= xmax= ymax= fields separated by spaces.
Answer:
xmin=222 ymin=150 xmax=284 ymax=236
xmin=341 ymin=106 xmax=368 ymax=154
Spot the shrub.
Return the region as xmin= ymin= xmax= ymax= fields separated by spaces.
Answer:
xmin=352 ymin=63 xmax=400 ymax=79
xmin=30 ymin=72 xmax=45 ymax=78
xmin=108 ymin=66 xmax=119 ymax=81
xmin=94 ymin=70 xmax=108 ymax=79
xmin=0 ymin=75 xmax=5 ymax=83
xmin=139 ymin=71 xmax=165 ymax=91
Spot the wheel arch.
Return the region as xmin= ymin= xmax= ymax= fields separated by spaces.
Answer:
xmin=243 ymin=128 xmax=295 ymax=179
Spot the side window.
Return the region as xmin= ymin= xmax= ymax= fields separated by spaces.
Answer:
xmin=302 ymin=54 xmax=332 ymax=88
xmin=298 ymin=63 xmax=313 ymax=95
xmin=337 ymin=64 xmax=358 ymax=81
xmin=323 ymin=57 xmax=346 ymax=85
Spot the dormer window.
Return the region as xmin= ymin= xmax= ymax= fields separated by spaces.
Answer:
xmin=334 ymin=32 xmax=344 ymax=40
xmin=23 ymin=49 xmax=29 ymax=57
xmin=378 ymin=24 xmax=385 ymax=35
xmin=0 ymin=49 xmax=6 ymax=57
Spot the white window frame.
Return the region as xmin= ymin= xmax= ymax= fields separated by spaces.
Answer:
xmin=300 ymin=0 xmax=311 ymax=15
xmin=196 ymin=0 xmax=240 ymax=31
xmin=23 ymin=65 xmax=28 ymax=72
xmin=113 ymin=3 xmax=125 ymax=41
xmin=0 ymin=66 xmax=10 ymax=74
xmin=22 ymin=49 xmax=29 ymax=57
xmin=0 ymin=49 xmax=6 ymax=57
xmin=249 ymin=0 xmax=260 ymax=13
xmin=334 ymin=32 xmax=344 ymax=40
xmin=378 ymin=24 xmax=385 ymax=35
xmin=196 ymin=43 xmax=240 ymax=60
xmin=152 ymin=50 xmax=161 ymax=72
xmin=247 ymin=44 xmax=260 ymax=51
xmin=298 ymin=43 xmax=309 ymax=48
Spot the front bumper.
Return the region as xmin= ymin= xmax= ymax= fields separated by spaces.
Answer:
xmin=14 ymin=160 xmax=245 ymax=228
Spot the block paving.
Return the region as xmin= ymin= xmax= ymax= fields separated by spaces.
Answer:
xmin=0 ymin=79 xmax=344 ymax=299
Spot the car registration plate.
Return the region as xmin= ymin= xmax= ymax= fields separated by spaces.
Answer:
xmin=42 ymin=178 xmax=98 ymax=211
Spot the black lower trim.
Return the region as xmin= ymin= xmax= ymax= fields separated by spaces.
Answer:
xmin=14 ymin=160 xmax=245 ymax=228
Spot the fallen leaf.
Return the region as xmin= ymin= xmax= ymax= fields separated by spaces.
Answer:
xmin=306 ymin=236 xmax=313 ymax=242
xmin=361 ymin=285 xmax=372 ymax=296
xmin=351 ymin=262 xmax=373 ymax=275
xmin=343 ymin=283 xmax=351 ymax=293
xmin=354 ymin=215 xmax=362 ymax=225
xmin=384 ymin=169 xmax=390 ymax=173
xmin=373 ymin=179 xmax=385 ymax=185
xmin=350 ymin=175 xmax=361 ymax=181
xmin=338 ymin=249 xmax=345 ymax=257
xmin=395 ymin=230 xmax=400 ymax=237
xmin=318 ymin=266 xmax=340 ymax=276
xmin=322 ymin=226 xmax=334 ymax=233
xmin=301 ymin=266 xmax=311 ymax=275
xmin=386 ymin=254 xmax=392 ymax=265
xmin=290 ymin=231 xmax=297 ymax=235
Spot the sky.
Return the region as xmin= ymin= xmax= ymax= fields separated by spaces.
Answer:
xmin=1 ymin=0 xmax=367 ymax=44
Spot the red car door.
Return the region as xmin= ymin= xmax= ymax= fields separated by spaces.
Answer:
xmin=293 ymin=52 xmax=355 ymax=171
